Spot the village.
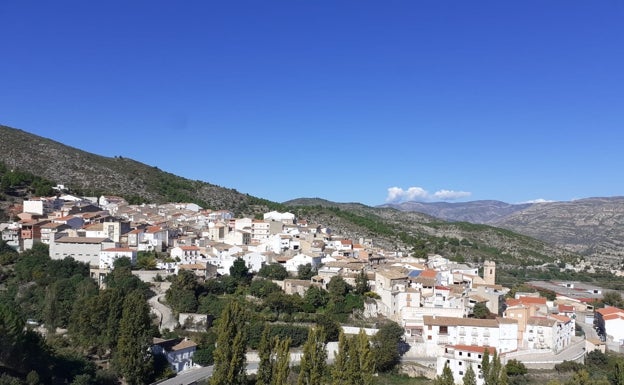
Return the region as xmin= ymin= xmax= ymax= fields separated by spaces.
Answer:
xmin=2 ymin=191 xmax=623 ymax=385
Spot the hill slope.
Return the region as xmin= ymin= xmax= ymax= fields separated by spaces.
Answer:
xmin=0 ymin=125 xmax=260 ymax=213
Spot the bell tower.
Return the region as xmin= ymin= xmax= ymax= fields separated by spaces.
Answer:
xmin=483 ymin=260 xmax=496 ymax=285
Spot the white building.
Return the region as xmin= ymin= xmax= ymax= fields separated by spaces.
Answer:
xmin=263 ymin=211 xmax=295 ymax=224
xmin=99 ymin=247 xmax=137 ymax=269
xmin=437 ymin=345 xmax=495 ymax=385
xmin=152 ymin=338 xmax=197 ymax=373
xmin=50 ymin=236 xmax=116 ymax=267
xmin=284 ymin=253 xmax=322 ymax=274
xmin=423 ymin=315 xmax=518 ymax=356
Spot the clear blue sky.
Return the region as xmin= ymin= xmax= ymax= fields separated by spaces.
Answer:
xmin=1 ymin=1 xmax=623 ymax=206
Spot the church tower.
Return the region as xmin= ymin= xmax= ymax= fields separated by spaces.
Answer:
xmin=483 ymin=260 xmax=496 ymax=285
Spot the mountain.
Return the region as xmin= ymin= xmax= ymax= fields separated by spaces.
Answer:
xmin=379 ymin=197 xmax=624 ymax=264
xmin=379 ymin=200 xmax=533 ymax=223
xmin=492 ymin=197 xmax=624 ymax=263
xmin=0 ymin=125 xmax=270 ymax=214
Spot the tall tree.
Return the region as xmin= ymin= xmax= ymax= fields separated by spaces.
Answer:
xmin=480 ymin=349 xmax=490 ymax=383
xmin=256 ymin=326 xmax=273 ymax=385
xmin=211 ymin=301 xmax=248 ymax=385
xmin=355 ymin=329 xmax=374 ymax=385
xmin=331 ymin=331 xmax=351 ymax=385
xmin=114 ymin=290 xmax=154 ymax=385
xmin=614 ymin=360 xmax=624 ymax=385
xmin=354 ymin=270 xmax=370 ymax=295
xmin=463 ymin=364 xmax=477 ymax=385
xmin=434 ymin=362 xmax=455 ymax=385
xmin=371 ymin=321 xmax=404 ymax=372
xmin=272 ymin=337 xmax=291 ymax=385
xmin=297 ymin=327 xmax=327 ymax=385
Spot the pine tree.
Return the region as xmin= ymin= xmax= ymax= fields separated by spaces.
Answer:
xmin=114 ymin=290 xmax=154 ymax=385
xmin=211 ymin=301 xmax=248 ymax=385
xmin=272 ymin=337 xmax=291 ymax=385
xmin=297 ymin=327 xmax=327 ymax=385
xmin=463 ymin=364 xmax=477 ymax=385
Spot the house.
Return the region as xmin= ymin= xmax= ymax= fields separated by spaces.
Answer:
xmin=171 ymin=246 xmax=202 ymax=262
xmin=40 ymin=222 xmax=70 ymax=245
xmin=99 ymin=247 xmax=137 ymax=269
xmin=284 ymin=253 xmax=322 ymax=274
xmin=50 ymin=236 xmax=116 ymax=266
xmin=437 ymin=345 xmax=496 ymax=385
xmin=152 ymin=338 xmax=197 ymax=373
xmin=422 ymin=315 xmax=518 ymax=357
xmin=595 ymin=306 xmax=624 ymax=343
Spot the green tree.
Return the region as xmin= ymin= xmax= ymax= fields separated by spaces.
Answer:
xmin=472 ymin=302 xmax=492 ymax=319
xmin=602 ymin=291 xmax=624 ymax=308
xmin=506 ymin=359 xmax=528 ymax=376
xmin=354 ymin=270 xmax=370 ymax=295
xmin=331 ymin=331 xmax=351 ymax=385
xmin=272 ymin=337 xmax=290 ymax=385
xmin=211 ymin=301 xmax=248 ymax=385
xmin=257 ymin=326 xmax=273 ymax=385
xmin=297 ymin=263 xmax=315 ymax=280
xmin=481 ymin=349 xmax=490 ymax=383
xmin=371 ymin=321 xmax=404 ymax=372
xmin=297 ymin=327 xmax=327 ymax=385
xmin=249 ymin=278 xmax=282 ymax=299
xmin=356 ymin=329 xmax=374 ymax=385
xmin=258 ymin=263 xmax=289 ymax=280
xmin=614 ymin=359 xmax=624 ymax=385
xmin=304 ymin=286 xmax=330 ymax=310
xmin=327 ymin=276 xmax=350 ymax=301
xmin=114 ymin=290 xmax=154 ymax=385
xmin=230 ymin=258 xmax=251 ymax=285
xmin=463 ymin=364 xmax=477 ymax=385
xmin=434 ymin=362 xmax=455 ymax=385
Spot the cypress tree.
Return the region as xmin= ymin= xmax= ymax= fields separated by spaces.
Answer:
xmin=297 ymin=327 xmax=327 ymax=385
xmin=211 ymin=301 xmax=248 ymax=385
xmin=356 ymin=329 xmax=374 ymax=385
xmin=272 ymin=337 xmax=291 ymax=385
xmin=257 ymin=325 xmax=273 ymax=385
xmin=331 ymin=331 xmax=351 ymax=385
xmin=114 ymin=290 xmax=154 ymax=385
xmin=463 ymin=364 xmax=477 ymax=385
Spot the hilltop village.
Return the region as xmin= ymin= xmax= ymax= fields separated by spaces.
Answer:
xmin=1 ymin=192 xmax=622 ymax=384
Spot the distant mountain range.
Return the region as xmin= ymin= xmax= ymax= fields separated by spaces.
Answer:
xmin=381 ymin=198 xmax=624 ymax=263
xmin=2 ymin=124 xmax=623 ymax=265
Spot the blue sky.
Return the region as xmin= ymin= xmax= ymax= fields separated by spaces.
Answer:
xmin=1 ymin=1 xmax=623 ymax=206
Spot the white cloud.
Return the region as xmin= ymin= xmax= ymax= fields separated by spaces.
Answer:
xmin=518 ymin=198 xmax=555 ymax=204
xmin=385 ymin=186 xmax=472 ymax=203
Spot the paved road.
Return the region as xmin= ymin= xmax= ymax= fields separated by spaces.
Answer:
xmin=148 ymin=293 xmax=178 ymax=331
xmin=154 ymin=363 xmax=260 ymax=385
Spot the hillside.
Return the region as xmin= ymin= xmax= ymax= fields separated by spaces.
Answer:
xmin=492 ymin=197 xmax=624 ymax=263
xmin=378 ymin=196 xmax=624 ymax=264
xmin=0 ymin=125 xmax=268 ymax=214
xmin=379 ymin=200 xmax=533 ymax=223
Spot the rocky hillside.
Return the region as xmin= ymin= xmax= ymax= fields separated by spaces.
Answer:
xmin=492 ymin=197 xmax=624 ymax=264
xmin=378 ymin=197 xmax=624 ymax=264
xmin=379 ymin=200 xmax=533 ymax=223
xmin=0 ymin=125 xmax=263 ymax=213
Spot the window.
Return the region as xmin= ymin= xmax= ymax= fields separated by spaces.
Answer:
xmin=459 ymin=371 xmax=464 ymax=376
xmin=459 ymin=352 xmax=463 ymax=356
xmin=459 ymin=361 xmax=463 ymax=366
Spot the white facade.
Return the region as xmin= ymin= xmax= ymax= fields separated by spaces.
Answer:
xmin=99 ymin=248 xmax=137 ymax=269
xmin=284 ymin=253 xmax=322 ymax=273
xmin=423 ymin=316 xmax=518 ymax=354
xmin=437 ymin=345 xmax=493 ymax=385
xmin=152 ymin=338 xmax=197 ymax=373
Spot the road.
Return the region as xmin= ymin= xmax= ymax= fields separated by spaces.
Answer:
xmin=148 ymin=292 xmax=178 ymax=332
xmin=154 ymin=363 xmax=260 ymax=385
